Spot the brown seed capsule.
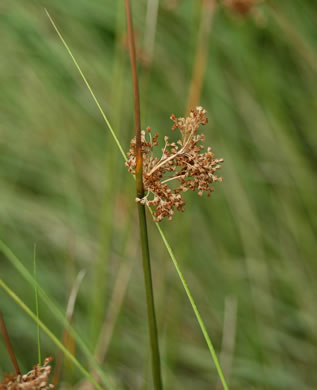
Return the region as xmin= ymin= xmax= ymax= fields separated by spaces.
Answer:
xmin=222 ymin=0 xmax=260 ymax=15
xmin=126 ymin=107 xmax=223 ymax=221
xmin=0 ymin=357 xmax=54 ymax=390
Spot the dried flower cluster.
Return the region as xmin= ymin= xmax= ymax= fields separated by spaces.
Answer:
xmin=222 ymin=0 xmax=260 ymax=15
xmin=126 ymin=107 xmax=223 ymax=222
xmin=0 ymin=358 xmax=54 ymax=390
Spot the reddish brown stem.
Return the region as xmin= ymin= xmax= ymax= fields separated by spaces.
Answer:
xmin=0 ymin=311 xmax=21 ymax=375
xmin=124 ymin=2 xmax=163 ymax=390
xmin=124 ymin=0 xmax=143 ymax=196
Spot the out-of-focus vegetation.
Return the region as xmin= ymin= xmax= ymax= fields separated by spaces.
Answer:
xmin=0 ymin=0 xmax=316 ymax=389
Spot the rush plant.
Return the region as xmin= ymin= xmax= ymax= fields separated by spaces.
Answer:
xmin=124 ymin=1 xmax=223 ymax=389
xmin=32 ymin=3 xmax=230 ymax=390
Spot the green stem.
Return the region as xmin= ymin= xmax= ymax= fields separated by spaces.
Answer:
xmin=124 ymin=1 xmax=163 ymax=388
xmin=33 ymin=244 xmax=42 ymax=365
xmin=138 ymin=203 xmax=163 ymax=390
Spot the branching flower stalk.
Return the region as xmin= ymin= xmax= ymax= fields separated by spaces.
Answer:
xmin=126 ymin=107 xmax=224 ymax=222
xmin=0 ymin=357 xmax=54 ymax=390
xmin=222 ymin=0 xmax=260 ymax=15
xmin=124 ymin=1 xmax=163 ymax=390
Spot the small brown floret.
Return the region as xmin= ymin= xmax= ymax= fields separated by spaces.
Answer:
xmin=0 ymin=357 xmax=54 ymax=390
xmin=126 ymin=107 xmax=224 ymax=222
xmin=222 ymin=0 xmax=260 ymax=15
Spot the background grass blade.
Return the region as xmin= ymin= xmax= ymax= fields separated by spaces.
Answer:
xmin=33 ymin=244 xmax=41 ymax=365
xmin=44 ymin=8 xmax=127 ymax=162
xmin=154 ymin=222 xmax=229 ymax=390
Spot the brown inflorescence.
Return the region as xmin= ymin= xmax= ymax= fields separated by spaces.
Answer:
xmin=222 ymin=0 xmax=260 ymax=15
xmin=0 ymin=357 xmax=54 ymax=390
xmin=126 ymin=107 xmax=223 ymax=222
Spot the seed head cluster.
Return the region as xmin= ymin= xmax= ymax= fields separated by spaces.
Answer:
xmin=0 ymin=357 xmax=54 ymax=390
xmin=126 ymin=107 xmax=223 ymax=222
xmin=222 ymin=0 xmax=260 ymax=15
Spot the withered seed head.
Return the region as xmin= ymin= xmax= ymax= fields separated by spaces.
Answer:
xmin=222 ymin=0 xmax=260 ymax=15
xmin=126 ymin=107 xmax=224 ymax=222
xmin=0 ymin=357 xmax=54 ymax=390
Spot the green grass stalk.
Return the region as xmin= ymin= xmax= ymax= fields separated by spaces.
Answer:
xmin=154 ymin=222 xmax=229 ymax=390
xmin=124 ymin=1 xmax=163 ymax=389
xmin=267 ymin=1 xmax=317 ymax=73
xmin=33 ymin=244 xmax=41 ymax=365
xmin=138 ymin=203 xmax=163 ymax=390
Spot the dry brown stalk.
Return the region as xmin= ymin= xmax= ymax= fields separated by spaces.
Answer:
xmin=0 ymin=313 xmax=20 ymax=376
xmin=186 ymin=0 xmax=216 ymax=113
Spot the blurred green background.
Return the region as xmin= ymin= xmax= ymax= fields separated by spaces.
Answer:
xmin=0 ymin=0 xmax=316 ymax=389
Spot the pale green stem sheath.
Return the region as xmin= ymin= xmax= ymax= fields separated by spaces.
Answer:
xmin=138 ymin=203 xmax=163 ymax=390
